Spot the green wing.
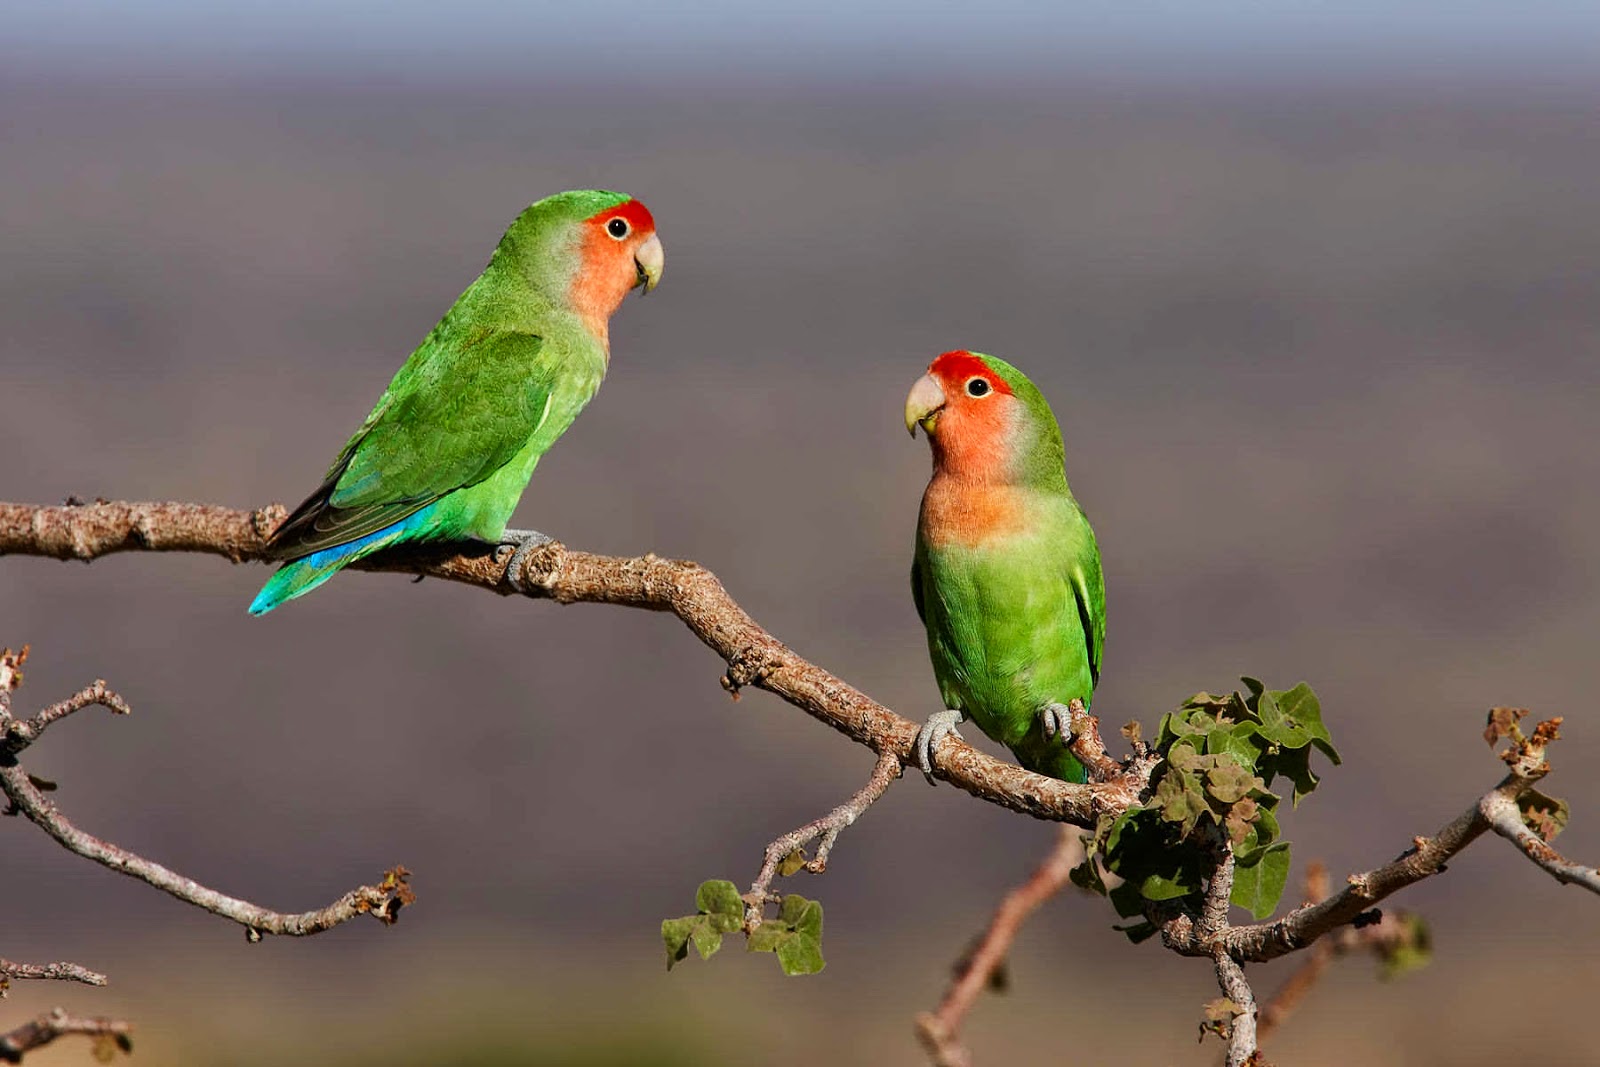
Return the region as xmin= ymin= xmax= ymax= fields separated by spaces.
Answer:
xmin=264 ymin=330 xmax=551 ymax=559
xmin=1064 ymin=502 xmax=1105 ymax=687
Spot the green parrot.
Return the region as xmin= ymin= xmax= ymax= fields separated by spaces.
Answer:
xmin=904 ymin=351 xmax=1105 ymax=783
xmin=249 ymin=189 xmax=663 ymax=615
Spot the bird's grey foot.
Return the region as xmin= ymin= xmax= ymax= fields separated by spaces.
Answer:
xmin=498 ymin=528 xmax=554 ymax=593
xmin=1039 ymin=701 xmax=1077 ymax=742
xmin=914 ymin=709 xmax=966 ymax=785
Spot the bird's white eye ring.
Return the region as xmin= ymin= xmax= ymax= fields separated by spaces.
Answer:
xmin=966 ymin=377 xmax=991 ymax=397
xmin=606 ymin=217 xmax=630 ymax=240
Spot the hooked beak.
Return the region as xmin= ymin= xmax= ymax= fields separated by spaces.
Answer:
xmin=633 ymin=233 xmax=664 ymax=294
xmin=904 ymin=373 xmax=947 ymax=437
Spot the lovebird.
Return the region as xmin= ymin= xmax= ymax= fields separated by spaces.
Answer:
xmin=905 ymin=351 xmax=1105 ymax=783
xmin=249 ymin=189 xmax=663 ymax=615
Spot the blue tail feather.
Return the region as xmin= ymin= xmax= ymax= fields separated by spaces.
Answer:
xmin=248 ymin=508 xmax=438 ymax=615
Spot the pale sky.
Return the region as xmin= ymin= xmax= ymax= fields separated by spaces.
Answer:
xmin=8 ymin=1 xmax=1600 ymax=85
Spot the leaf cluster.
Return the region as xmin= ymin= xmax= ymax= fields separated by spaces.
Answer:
xmin=1077 ymin=679 xmax=1341 ymax=932
xmin=661 ymin=880 xmax=824 ymax=976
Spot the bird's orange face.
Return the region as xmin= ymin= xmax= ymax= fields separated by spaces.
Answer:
xmin=905 ymin=350 xmax=1019 ymax=479
xmin=569 ymin=198 xmax=663 ymax=341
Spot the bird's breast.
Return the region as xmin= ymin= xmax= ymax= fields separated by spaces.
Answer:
xmin=919 ymin=478 xmax=1030 ymax=549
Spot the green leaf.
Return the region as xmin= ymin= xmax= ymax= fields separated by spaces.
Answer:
xmin=1108 ymin=880 xmax=1149 ymax=919
xmin=1230 ymin=842 xmax=1291 ymax=919
xmin=1204 ymin=721 xmax=1267 ymax=766
xmin=662 ymin=917 xmax=697 ymax=971
xmin=1111 ymin=920 xmax=1159 ymax=944
xmin=747 ymin=895 xmax=826 ymax=976
xmin=696 ymin=879 xmax=745 ymax=931
xmin=776 ymin=934 xmax=826 ymax=975
xmin=1139 ymin=868 xmax=1201 ymax=901
xmin=747 ymin=924 xmax=786 ymax=953
xmin=780 ymin=895 xmax=824 ymax=940
xmin=1275 ymin=682 xmax=1340 ymax=763
xmin=1269 ymin=745 xmax=1313 ymax=806
xmin=1069 ymin=856 xmax=1108 ymax=896
xmin=690 ymin=920 xmax=723 ymax=960
xmin=777 ymin=849 xmax=808 ymax=877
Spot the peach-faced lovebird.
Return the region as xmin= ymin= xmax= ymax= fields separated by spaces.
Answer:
xmin=905 ymin=351 xmax=1105 ymax=783
xmin=249 ymin=190 xmax=663 ymax=615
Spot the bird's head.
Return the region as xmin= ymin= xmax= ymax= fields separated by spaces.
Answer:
xmin=905 ymin=350 xmax=1066 ymax=485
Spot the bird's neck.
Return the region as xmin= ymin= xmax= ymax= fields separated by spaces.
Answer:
xmin=920 ymin=473 xmax=1030 ymax=548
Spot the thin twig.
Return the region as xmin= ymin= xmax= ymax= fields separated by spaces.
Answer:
xmin=916 ymin=828 xmax=1084 ymax=1067
xmin=0 ymin=653 xmax=415 ymax=938
xmin=0 ymin=761 xmax=412 ymax=937
xmin=2 ymin=680 xmax=130 ymax=752
xmin=0 ymin=960 xmax=107 ymax=989
xmin=0 ymin=1008 xmax=131 ymax=1064
xmin=745 ymin=751 xmax=901 ymax=922
xmin=1481 ymin=790 xmax=1600 ymax=893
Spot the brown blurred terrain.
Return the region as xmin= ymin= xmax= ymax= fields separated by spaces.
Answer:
xmin=3 ymin=75 xmax=1599 ymax=1064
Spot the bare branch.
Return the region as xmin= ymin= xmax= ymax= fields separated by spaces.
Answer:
xmin=0 ymin=1008 xmax=131 ymax=1064
xmin=0 ymin=501 xmax=1151 ymax=828
xmin=916 ymin=828 xmax=1084 ymax=1067
xmin=0 ymin=759 xmax=412 ymax=937
xmin=745 ymin=751 xmax=900 ymax=921
xmin=1211 ymin=950 xmax=1259 ymax=1067
xmin=2 ymin=680 xmax=130 ymax=753
xmin=0 ymin=960 xmax=107 ymax=989
xmin=1482 ymin=790 xmax=1600 ymax=894
xmin=0 ymin=650 xmax=415 ymax=938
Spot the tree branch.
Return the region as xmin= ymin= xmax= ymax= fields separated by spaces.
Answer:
xmin=0 ymin=1008 xmax=131 ymax=1064
xmin=915 ymin=828 xmax=1084 ymax=1067
xmin=0 ymin=646 xmax=415 ymax=938
xmin=745 ymin=751 xmax=900 ymax=923
xmin=1211 ymin=950 xmax=1259 ymax=1067
xmin=0 ymin=960 xmax=107 ymax=990
xmin=1481 ymin=790 xmax=1600 ymax=893
xmin=0 ymin=501 xmax=1151 ymax=828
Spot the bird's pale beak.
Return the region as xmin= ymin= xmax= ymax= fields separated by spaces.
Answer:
xmin=634 ymin=233 xmax=664 ymax=294
xmin=905 ymin=373 xmax=947 ymax=437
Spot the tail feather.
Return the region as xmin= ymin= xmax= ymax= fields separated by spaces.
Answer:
xmin=248 ymin=509 xmax=436 ymax=615
xmin=249 ymin=557 xmax=349 ymax=615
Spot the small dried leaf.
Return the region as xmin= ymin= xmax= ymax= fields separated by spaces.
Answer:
xmin=1121 ymin=720 xmax=1143 ymax=746
xmin=777 ymin=849 xmax=807 ymax=877
xmin=1484 ymin=706 xmax=1528 ymax=747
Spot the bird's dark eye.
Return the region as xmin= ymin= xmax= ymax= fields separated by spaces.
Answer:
xmin=966 ymin=377 xmax=991 ymax=397
xmin=606 ymin=217 xmax=630 ymax=239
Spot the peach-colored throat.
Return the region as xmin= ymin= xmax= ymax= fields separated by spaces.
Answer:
xmin=920 ymin=475 xmax=1028 ymax=548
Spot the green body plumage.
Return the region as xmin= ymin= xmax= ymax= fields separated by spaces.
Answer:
xmin=907 ymin=352 xmax=1105 ymax=783
xmin=251 ymin=190 xmax=663 ymax=614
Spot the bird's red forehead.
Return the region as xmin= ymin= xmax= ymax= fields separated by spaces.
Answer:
xmin=929 ymin=350 xmax=1014 ymax=395
xmin=586 ymin=198 xmax=655 ymax=234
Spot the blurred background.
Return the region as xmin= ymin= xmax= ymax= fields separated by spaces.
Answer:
xmin=4 ymin=3 xmax=1600 ymax=1064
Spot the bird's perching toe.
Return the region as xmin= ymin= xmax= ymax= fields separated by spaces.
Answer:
xmin=1039 ymin=702 xmax=1076 ymax=741
xmin=498 ymin=528 xmax=555 ymax=593
xmin=914 ymin=708 xmax=966 ymax=785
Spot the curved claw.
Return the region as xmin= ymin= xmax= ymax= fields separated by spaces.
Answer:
xmin=914 ymin=709 xmax=966 ymax=785
xmin=1040 ymin=702 xmax=1076 ymax=741
xmin=499 ymin=528 xmax=554 ymax=594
